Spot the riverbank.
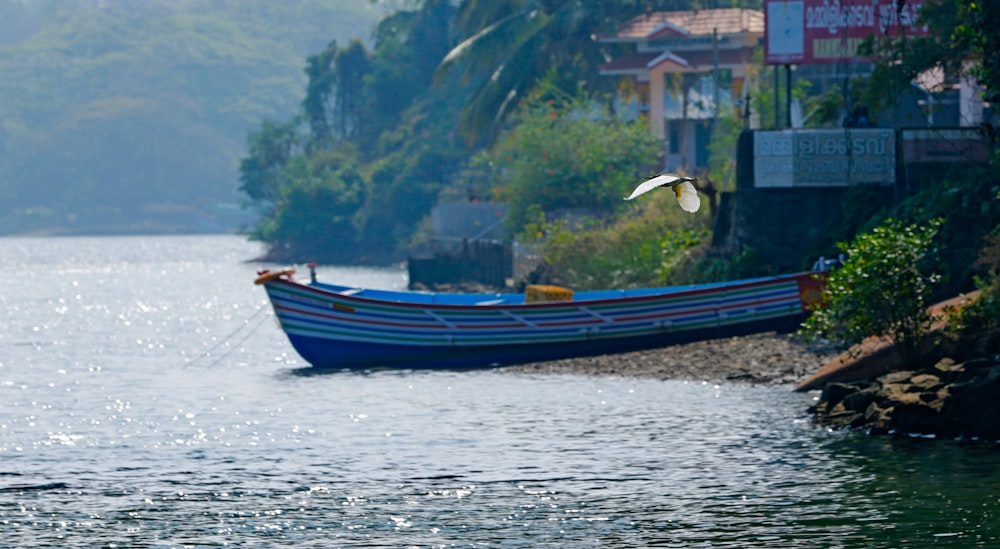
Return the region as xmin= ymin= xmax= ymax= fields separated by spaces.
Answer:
xmin=504 ymin=331 xmax=839 ymax=386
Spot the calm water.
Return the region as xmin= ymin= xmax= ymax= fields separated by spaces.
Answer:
xmin=0 ymin=235 xmax=997 ymax=548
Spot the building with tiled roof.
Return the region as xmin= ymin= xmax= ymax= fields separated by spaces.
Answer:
xmin=599 ymin=9 xmax=764 ymax=172
xmin=604 ymin=8 xmax=763 ymax=41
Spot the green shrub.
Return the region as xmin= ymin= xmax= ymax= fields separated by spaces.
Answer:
xmin=951 ymin=234 xmax=1000 ymax=336
xmin=800 ymin=218 xmax=943 ymax=366
xmin=680 ymin=245 xmax=774 ymax=284
xmin=481 ymin=92 xmax=663 ymax=230
xmin=250 ymin=151 xmax=366 ymax=262
xmin=522 ymin=196 xmax=710 ymax=291
xmin=853 ymin=164 xmax=1000 ymax=298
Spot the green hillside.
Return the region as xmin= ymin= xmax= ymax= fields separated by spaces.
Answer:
xmin=0 ymin=0 xmax=378 ymax=234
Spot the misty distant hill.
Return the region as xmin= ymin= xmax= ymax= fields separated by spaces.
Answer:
xmin=0 ymin=0 xmax=379 ymax=234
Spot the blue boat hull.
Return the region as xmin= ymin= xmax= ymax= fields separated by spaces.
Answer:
xmin=256 ymin=269 xmax=824 ymax=370
xmin=285 ymin=313 xmax=807 ymax=370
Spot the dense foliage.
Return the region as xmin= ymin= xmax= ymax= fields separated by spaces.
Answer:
xmin=533 ymin=221 xmax=712 ymax=291
xmin=885 ymin=164 xmax=1000 ymax=298
xmin=521 ymin=197 xmax=775 ymax=290
xmin=801 ymin=219 xmax=943 ymax=365
xmin=951 ymin=234 xmax=1000 ymax=337
xmin=239 ymin=0 xmax=466 ymax=264
xmin=238 ymin=0 xmax=771 ymax=264
xmin=479 ymin=92 xmax=664 ymax=230
xmin=817 ymin=162 xmax=1000 ymax=301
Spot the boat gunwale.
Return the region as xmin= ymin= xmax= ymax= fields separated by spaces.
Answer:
xmin=265 ymin=272 xmax=817 ymax=312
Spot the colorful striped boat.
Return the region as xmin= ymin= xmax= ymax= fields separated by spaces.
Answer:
xmin=255 ymin=268 xmax=825 ymax=369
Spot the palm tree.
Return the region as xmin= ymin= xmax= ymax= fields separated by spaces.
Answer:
xmin=436 ymin=0 xmax=739 ymax=146
xmin=435 ymin=0 xmax=639 ymax=146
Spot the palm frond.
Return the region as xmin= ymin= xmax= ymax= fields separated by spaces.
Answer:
xmin=434 ymin=9 xmax=547 ymax=86
xmin=454 ymin=0 xmax=526 ymax=36
xmin=459 ymin=32 xmax=545 ymax=145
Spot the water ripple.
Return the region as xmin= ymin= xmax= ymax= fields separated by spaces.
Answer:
xmin=0 ymin=236 xmax=997 ymax=547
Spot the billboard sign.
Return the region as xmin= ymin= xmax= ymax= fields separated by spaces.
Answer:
xmin=765 ymin=0 xmax=930 ymax=64
xmin=754 ymin=129 xmax=896 ymax=187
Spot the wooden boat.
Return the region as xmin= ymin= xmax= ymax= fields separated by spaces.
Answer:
xmin=255 ymin=267 xmax=824 ymax=369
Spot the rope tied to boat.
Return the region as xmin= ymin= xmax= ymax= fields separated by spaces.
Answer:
xmin=183 ymin=301 xmax=271 ymax=368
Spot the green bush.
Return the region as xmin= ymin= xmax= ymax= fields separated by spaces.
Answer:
xmin=481 ymin=92 xmax=663 ymax=230
xmin=842 ymin=164 xmax=1000 ymax=299
xmin=680 ymin=245 xmax=774 ymax=284
xmin=521 ymin=194 xmax=711 ymax=291
xmin=951 ymin=234 xmax=1000 ymax=336
xmin=800 ymin=218 xmax=943 ymax=366
xmin=250 ymin=150 xmax=366 ymax=262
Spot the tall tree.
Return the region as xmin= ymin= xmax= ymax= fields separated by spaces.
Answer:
xmin=359 ymin=0 xmax=455 ymax=155
xmin=240 ymin=0 xmax=467 ymax=263
xmin=483 ymin=90 xmax=664 ymax=229
xmin=333 ymin=41 xmax=372 ymax=142
xmin=302 ymin=40 xmax=338 ymax=145
xmin=251 ymin=148 xmax=367 ymax=262
xmin=302 ymin=39 xmax=371 ymax=149
xmin=434 ymin=0 xmax=751 ymax=146
xmin=238 ymin=119 xmax=300 ymax=209
xmin=434 ymin=0 xmax=640 ymax=146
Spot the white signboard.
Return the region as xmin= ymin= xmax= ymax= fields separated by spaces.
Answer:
xmin=754 ymin=130 xmax=795 ymax=188
xmin=766 ymin=1 xmax=804 ymax=64
xmin=754 ymin=129 xmax=896 ymax=188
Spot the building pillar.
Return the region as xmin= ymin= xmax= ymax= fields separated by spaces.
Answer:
xmin=648 ymin=67 xmax=666 ymax=139
xmin=961 ymin=61 xmax=983 ymax=126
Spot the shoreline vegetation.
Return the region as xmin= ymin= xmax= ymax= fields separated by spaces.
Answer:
xmin=803 ymin=290 xmax=1000 ymax=441
xmin=228 ymin=1 xmax=1000 ymax=442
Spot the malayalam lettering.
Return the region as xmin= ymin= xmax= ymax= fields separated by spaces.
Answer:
xmin=754 ymin=129 xmax=895 ymax=187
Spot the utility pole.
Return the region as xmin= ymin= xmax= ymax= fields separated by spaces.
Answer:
xmin=785 ymin=64 xmax=792 ymax=129
xmin=774 ymin=65 xmax=780 ymax=129
xmin=712 ymin=28 xmax=720 ymax=132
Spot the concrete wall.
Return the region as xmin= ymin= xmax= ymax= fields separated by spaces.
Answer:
xmin=714 ymin=183 xmax=874 ymax=273
xmin=718 ymin=127 xmax=991 ymax=273
xmin=714 ymin=130 xmax=898 ymax=273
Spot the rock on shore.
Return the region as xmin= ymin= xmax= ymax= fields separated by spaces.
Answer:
xmin=809 ymin=356 xmax=1000 ymax=440
xmin=504 ymin=331 xmax=838 ymax=386
xmin=802 ymin=291 xmax=1000 ymax=440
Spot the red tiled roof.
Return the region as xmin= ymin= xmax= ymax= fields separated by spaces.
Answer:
xmin=602 ymin=9 xmax=764 ymax=41
xmin=648 ymin=21 xmax=691 ymax=40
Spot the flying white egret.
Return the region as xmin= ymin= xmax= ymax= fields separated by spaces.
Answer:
xmin=624 ymin=172 xmax=701 ymax=213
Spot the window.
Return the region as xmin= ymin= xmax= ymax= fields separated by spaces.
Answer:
xmin=668 ymin=121 xmax=680 ymax=154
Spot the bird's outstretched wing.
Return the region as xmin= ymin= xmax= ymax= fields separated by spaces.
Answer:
xmin=673 ymin=180 xmax=701 ymax=213
xmin=624 ymin=173 xmax=688 ymax=201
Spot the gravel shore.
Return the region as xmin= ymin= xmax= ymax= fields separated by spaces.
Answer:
xmin=504 ymin=331 xmax=839 ymax=387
